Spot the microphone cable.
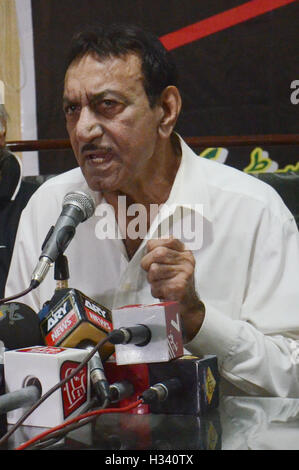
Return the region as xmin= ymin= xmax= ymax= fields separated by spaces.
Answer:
xmin=15 ymin=377 xmax=183 ymax=450
xmin=0 ymin=280 xmax=39 ymax=304
xmin=15 ymin=399 xmax=143 ymax=450
xmin=23 ymin=397 xmax=100 ymax=450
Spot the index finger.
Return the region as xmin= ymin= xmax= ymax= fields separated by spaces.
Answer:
xmin=146 ymin=237 xmax=185 ymax=254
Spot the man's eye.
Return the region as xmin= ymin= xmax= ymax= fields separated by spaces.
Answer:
xmin=101 ymin=99 xmax=120 ymax=110
xmin=64 ymin=104 xmax=80 ymax=115
xmin=97 ymin=99 xmax=124 ymax=115
xmin=103 ymin=100 xmax=116 ymax=107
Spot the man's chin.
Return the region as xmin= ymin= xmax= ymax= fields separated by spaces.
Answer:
xmin=84 ymin=175 xmax=119 ymax=193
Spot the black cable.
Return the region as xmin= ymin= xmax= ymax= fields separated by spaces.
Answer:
xmin=0 ymin=280 xmax=38 ymax=304
xmin=0 ymin=335 xmax=110 ymax=447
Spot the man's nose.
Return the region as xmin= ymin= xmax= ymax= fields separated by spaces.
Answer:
xmin=75 ymin=107 xmax=104 ymax=142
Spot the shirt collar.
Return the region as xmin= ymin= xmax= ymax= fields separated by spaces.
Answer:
xmin=166 ymin=134 xmax=212 ymax=222
xmin=145 ymin=135 xmax=213 ymax=251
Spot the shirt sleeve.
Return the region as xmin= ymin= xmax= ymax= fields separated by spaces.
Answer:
xmin=185 ymin=214 xmax=299 ymax=397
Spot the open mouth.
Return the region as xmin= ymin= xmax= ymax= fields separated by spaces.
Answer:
xmin=85 ymin=151 xmax=114 ymax=164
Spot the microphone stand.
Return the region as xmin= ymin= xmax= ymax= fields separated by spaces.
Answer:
xmin=50 ymin=255 xmax=110 ymax=406
xmin=39 ymin=254 xmax=71 ymax=318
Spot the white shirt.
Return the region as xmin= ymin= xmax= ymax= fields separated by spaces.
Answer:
xmin=5 ymin=137 xmax=299 ymax=397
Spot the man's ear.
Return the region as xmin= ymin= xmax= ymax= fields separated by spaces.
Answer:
xmin=157 ymin=86 xmax=182 ymax=139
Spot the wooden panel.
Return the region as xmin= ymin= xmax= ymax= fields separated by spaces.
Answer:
xmin=6 ymin=134 xmax=299 ymax=153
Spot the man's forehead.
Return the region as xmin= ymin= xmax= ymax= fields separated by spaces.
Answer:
xmin=63 ymin=52 xmax=145 ymax=98
xmin=65 ymin=51 xmax=143 ymax=82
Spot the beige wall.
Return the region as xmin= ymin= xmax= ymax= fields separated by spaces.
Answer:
xmin=0 ymin=0 xmax=21 ymax=142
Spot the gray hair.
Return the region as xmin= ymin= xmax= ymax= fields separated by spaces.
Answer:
xmin=0 ymin=104 xmax=8 ymax=134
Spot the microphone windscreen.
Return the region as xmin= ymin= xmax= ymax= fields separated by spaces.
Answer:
xmin=0 ymin=303 xmax=44 ymax=350
xmin=39 ymin=288 xmax=114 ymax=360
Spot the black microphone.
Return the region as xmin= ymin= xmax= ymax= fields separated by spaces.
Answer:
xmin=0 ymin=302 xmax=43 ymax=350
xmin=31 ymin=191 xmax=95 ymax=286
xmin=140 ymin=378 xmax=182 ymax=404
xmin=0 ymin=302 xmax=43 ymax=415
xmin=109 ymin=325 xmax=152 ymax=346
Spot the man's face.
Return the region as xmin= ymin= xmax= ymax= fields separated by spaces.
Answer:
xmin=63 ymin=52 xmax=163 ymax=194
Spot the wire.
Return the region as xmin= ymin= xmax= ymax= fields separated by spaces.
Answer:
xmin=33 ymin=397 xmax=111 ymax=450
xmin=27 ymin=397 xmax=100 ymax=450
xmin=0 ymin=280 xmax=38 ymax=303
xmin=24 ymin=396 xmax=111 ymax=450
xmin=28 ymin=415 xmax=98 ymax=450
xmin=0 ymin=335 xmax=110 ymax=448
xmin=15 ymin=399 xmax=143 ymax=450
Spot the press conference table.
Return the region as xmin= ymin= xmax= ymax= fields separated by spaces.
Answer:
xmin=3 ymin=395 xmax=299 ymax=451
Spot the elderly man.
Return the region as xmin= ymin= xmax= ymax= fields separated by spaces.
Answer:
xmin=5 ymin=24 xmax=299 ymax=397
xmin=0 ymin=105 xmax=37 ymax=297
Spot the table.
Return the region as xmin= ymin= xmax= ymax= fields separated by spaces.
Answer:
xmin=2 ymin=395 xmax=299 ymax=450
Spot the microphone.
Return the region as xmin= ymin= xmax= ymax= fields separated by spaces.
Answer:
xmin=104 ymin=355 xmax=220 ymax=416
xmin=111 ymin=301 xmax=184 ymax=365
xmin=4 ymin=345 xmax=92 ymax=428
xmin=39 ymin=289 xmax=114 ymax=404
xmin=0 ymin=303 xmax=43 ymax=433
xmin=109 ymin=325 xmax=151 ymax=346
xmin=39 ymin=288 xmax=114 ymax=359
xmin=82 ymin=342 xmax=110 ymax=405
xmin=0 ymin=302 xmax=44 ymax=350
xmin=109 ymin=380 xmax=135 ymax=403
xmin=0 ymin=377 xmax=42 ymax=414
xmin=31 ymin=191 xmax=95 ymax=286
xmin=146 ymin=355 xmax=220 ymax=415
xmin=140 ymin=378 xmax=182 ymax=405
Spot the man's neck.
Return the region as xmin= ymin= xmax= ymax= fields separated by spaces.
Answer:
xmin=104 ymin=134 xmax=181 ymax=207
xmin=103 ymin=134 xmax=182 ymax=259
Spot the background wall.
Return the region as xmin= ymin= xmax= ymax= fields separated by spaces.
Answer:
xmin=0 ymin=0 xmax=21 ymax=143
xmin=15 ymin=0 xmax=299 ymax=174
